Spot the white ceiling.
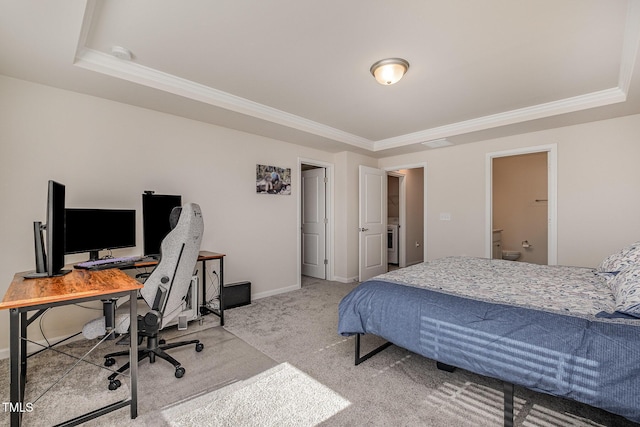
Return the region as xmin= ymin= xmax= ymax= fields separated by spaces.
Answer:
xmin=2 ymin=0 xmax=640 ymax=157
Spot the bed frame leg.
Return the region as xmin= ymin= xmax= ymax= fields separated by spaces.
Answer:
xmin=503 ymin=381 xmax=514 ymax=427
xmin=354 ymin=334 xmax=392 ymax=365
xmin=436 ymin=361 xmax=456 ymax=372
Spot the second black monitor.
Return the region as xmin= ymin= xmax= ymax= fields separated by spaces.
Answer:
xmin=65 ymin=208 xmax=136 ymax=261
xmin=142 ymin=192 xmax=182 ymax=258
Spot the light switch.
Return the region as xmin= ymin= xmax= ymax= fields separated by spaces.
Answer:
xmin=439 ymin=212 xmax=452 ymax=221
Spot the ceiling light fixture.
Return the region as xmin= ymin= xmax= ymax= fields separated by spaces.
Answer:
xmin=370 ymin=58 xmax=409 ymax=85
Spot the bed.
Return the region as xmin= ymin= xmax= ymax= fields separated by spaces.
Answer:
xmin=338 ymin=250 xmax=640 ymax=424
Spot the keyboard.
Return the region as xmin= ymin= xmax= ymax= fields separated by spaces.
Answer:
xmin=75 ymin=256 xmax=142 ymax=270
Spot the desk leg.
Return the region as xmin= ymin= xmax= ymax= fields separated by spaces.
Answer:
xmin=129 ymin=289 xmax=138 ymax=419
xmin=19 ymin=311 xmax=27 ymax=397
xmin=9 ymin=308 xmax=20 ymax=427
xmin=200 ymin=259 xmax=207 ymax=317
xmin=219 ymin=258 xmax=224 ymax=326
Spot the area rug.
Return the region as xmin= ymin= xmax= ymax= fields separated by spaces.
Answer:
xmin=162 ymin=362 xmax=351 ymax=426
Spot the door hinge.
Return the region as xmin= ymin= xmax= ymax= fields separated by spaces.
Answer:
xmin=324 ymin=176 xmax=328 ymax=183
xmin=324 ymin=218 xmax=328 ymax=224
xmin=324 ymin=259 xmax=328 ymax=265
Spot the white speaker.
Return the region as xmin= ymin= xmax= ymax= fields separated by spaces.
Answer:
xmin=166 ymin=275 xmax=200 ymax=329
xmin=177 ymin=315 xmax=188 ymax=330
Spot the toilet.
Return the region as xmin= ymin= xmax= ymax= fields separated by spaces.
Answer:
xmin=502 ymin=250 xmax=521 ymax=261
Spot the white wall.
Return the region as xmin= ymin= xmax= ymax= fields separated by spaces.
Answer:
xmin=0 ymin=75 xmax=336 ymax=353
xmin=3 ymin=73 xmax=640 ymax=356
xmin=379 ymin=114 xmax=640 ymax=267
xmin=333 ymin=151 xmax=377 ymax=282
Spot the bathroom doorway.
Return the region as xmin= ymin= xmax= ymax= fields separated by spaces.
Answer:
xmin=493 ymin=152 xmax=547 ymax=264
xmin=387 ymin=173 xmax=402 ymax=271
xmin=386 ymin=166 xmax=425 ymax=270
xmin=486 ymin=144 xmax=557 ymax=265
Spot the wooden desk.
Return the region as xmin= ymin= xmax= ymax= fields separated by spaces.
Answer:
xmin=0 ymin=269 xmax=143 ymax=427
xmin=131 ymin=250 xmax=226 ymax=326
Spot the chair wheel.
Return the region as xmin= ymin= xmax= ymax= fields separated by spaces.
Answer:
xmin=195 ymin=343 xmax=204 ymax=352
xmin=159 ymin=339 xmax=166 ymax=345
xmin=175 ymin=367 xmax=185 ymax=378
xmin=108 ymin=379 xmax=121 ymax=390
xmin=104 ymin=357 xmax=116 ymax=367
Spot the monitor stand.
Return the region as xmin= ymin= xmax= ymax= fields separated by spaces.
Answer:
xmin=24 ymin=221 xmax=71 ymax=279
xmin=24 ymin=269 xmax=71 ymax=279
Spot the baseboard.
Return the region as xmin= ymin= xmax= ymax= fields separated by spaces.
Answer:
xmin=332 ymin=275 xmax=358 ymax=284
xmin=251 ymin=284 xmax=299 ymax=301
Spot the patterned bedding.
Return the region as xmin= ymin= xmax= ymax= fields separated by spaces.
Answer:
xmin=375 ymin=256 xmax=622 ymax=321
xmin=338 ymin=257 xmax=640 ymax=423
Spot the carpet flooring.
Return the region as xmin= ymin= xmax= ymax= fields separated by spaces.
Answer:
xmin=222 ymin=276 xmax=640 ymax=427
xmin=1 ymin=276 xmax=639 ymax=426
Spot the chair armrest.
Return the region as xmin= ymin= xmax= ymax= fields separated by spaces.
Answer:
xmin=152 ymin=283 xmax=168 ymax=311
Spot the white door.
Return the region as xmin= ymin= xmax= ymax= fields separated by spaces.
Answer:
xmin=359 ymin=165 xmax=387 ymax=282
xmin=301 ymin=167 xmax=326 ymax=279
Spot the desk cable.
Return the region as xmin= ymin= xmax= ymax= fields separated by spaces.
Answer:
xmin=205 ymin=268 xmax=220 ymax=310
xmin=25 ymin=326 xmax=126 ymax=405
xmin=32 ymin=308 xmax=87 ymax=357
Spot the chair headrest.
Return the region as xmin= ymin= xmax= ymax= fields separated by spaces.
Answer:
xmin=169 ymin=206 xmax=182 ymax=230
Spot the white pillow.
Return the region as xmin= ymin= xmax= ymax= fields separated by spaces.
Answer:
xmin=610 ymin=266 xmax=640 ymax=317
xmin=598 ymin=241 xmax=640 ymax=273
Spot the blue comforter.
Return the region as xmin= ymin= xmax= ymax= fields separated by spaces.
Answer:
xmin=338 ymin=278 xmax=640 ymax=423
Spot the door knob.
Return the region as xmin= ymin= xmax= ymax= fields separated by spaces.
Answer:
xmin=359 ymin=227 xmax=369 ymax=232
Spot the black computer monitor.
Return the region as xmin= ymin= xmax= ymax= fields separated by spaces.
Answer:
xmin=65 ymin=209 xmax=136 ymax=261
xmin=25 ymin=180 xmax=70 ymax=279
xmin=142 ymin=192 xmax=182 ymax=258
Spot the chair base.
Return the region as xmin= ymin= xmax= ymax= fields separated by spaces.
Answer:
xmin=104 ymin=335 xmax=204 ymax=390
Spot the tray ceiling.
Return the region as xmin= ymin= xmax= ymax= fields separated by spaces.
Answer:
xmin=2 ymin=0 xmax=640 ymax=156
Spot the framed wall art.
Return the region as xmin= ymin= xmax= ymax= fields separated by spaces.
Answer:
xmin=256 ymin=164 xmax=291 ymax=195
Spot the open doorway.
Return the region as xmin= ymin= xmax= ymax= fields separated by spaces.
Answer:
xmin=387 ymin=167 xmax=425 ymax=271
xmin=358 ymin=163 xmax=426 ymax=282
xmin=299 ymin=159 xmax=333 ymax=284
xmin=486 ymin=144 xmax=557 ymax=265
xmin=493 ymin=153 xmax=548 ymax=264
xmin=387 ymin=173 xmax=402 ymax=271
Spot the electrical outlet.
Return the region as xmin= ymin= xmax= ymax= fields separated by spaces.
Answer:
xmin=439 ymin=212 xmax=452 ymax=221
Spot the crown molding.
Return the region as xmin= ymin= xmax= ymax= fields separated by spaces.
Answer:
xmin=374 ymin=1 xmax=640 ymax=152
xmin=74 ymin=48 xmax=374 ymax=150
xmin=372 ymin=87 xmax=626 ymax=151
xmin=75 ymin=0 xmax=639 ymax=154
xmin=74 ymin=2 xmax=373 ymax=150
xmin=375 ymin=1 xmax=640 ymax=152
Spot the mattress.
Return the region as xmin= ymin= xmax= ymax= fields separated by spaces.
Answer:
xmin=338 ymin=257 xmax=640 ymax=423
